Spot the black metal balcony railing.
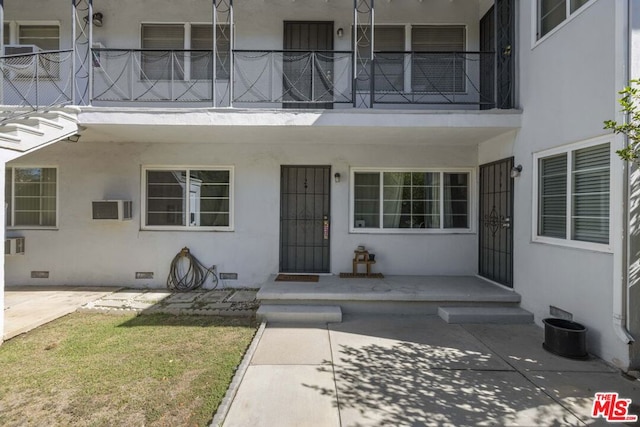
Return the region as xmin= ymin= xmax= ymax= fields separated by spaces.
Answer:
xmin=0 ymin=50 xmax=74 ymax=119
xmin=233 ymin=50 xmax=353 ymax=105
xmin=92 ymin=49 xmax=225 ymax=103
xmin=0 ymin=48 xmax=498 ymax=109
xmin=370 ymin=51 xmax=495 ymax=107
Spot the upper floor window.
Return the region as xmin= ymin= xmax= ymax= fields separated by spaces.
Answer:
xmin=18 ymin=25 xmax=60 ymax=51
xmin=535 ymin=139 xmax=611 ymax=249
xmin=142 ymin=166 xmax=233 ymax=231
xmin=537 ymin=0 xmax=592 ymax=40
xmin=6 ymin=167 xmax=57 ymax=228
xmin=140 ymin=23 xmax=229 ymax=81
xmin=356 ymin=25 xmax=466 ymax=94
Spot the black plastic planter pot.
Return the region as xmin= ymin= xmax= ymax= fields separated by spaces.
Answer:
xmin=542 ymin=318 xmax=588 ymax=360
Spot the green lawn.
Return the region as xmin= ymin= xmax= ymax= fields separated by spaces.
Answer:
xmin=0 ymin=312 xmax=256 ymax=426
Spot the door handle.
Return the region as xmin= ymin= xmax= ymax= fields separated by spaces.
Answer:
xmin=502 ymin=217 xmax=511 ymax=228
xmin=323 ymin=216 xmax=329 ymax=240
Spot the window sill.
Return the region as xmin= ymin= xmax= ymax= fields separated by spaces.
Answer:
xmin=531 ymin=236 xmax=612 ymax=254
xmin=140 ymin=226 xmax=233 ymax=232
xmin=349 ymin=228 xmax=474 ymax=235
xmin=7 ymin=226 xmax=58 ymax=231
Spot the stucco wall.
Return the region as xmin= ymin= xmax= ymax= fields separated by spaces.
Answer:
xmin=4 ymin=0 xmax=484 ymax=51
xmin=513 ymin=0 xmax=628 ymax=367
xmin=5 ymin=134 xmax=480 ymax=288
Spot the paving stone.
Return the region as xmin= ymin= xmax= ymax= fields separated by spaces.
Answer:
xmin=134 ymin=291 xmax=172 ymax=303
xmin=164 ymin=293 xmax=202 ymax=303
xmin=106 ymin=291 xmax=144 ymax=301
xmin=92 ymin=300 xmax=132 ymax=309
xmin=164 ymin=302 xmax=197 ymax=309
xmin=196 ymin=291 xmax=232 ymax=303
xmin=227 ymin=290 xmax=258 ymax=303
xmin=126 ymin=301 xmax=156 ymax=310
xmin=198 ymin=302 xmax=233 ymax=310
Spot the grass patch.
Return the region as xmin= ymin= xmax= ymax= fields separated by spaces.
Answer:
xmin=0 ymin=312 xmax=256 ymax=426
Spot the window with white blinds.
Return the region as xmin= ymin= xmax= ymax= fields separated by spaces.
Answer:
xmin=6 ymin=167 xmax=57 ymax=228
xmin=537 ymin=0 xmax=594 ymax=40
xmin=190 ymin=24 xmax=230 ymax=80
xmin=18 ymin=25 xmax=59 ymax=51
xmin=141 ymin=23 xmax=230 ymax=81
xmin=356 ymin=26 xmax=405 ymax=92
xmin=536 ymin=141 xmax=610 ymax=246
xmin=141 ymin=24 xmax=185 ymax=80
xmin=411 ymin=25 xmax=465 ymax=93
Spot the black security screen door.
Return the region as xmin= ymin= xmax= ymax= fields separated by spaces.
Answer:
xmin=283 ymin=21 xmax=334 ymax=109
xmin=280 ymin=166 xmax=331 ymax=273
xmin=479 ymin=157 xmax=514 ymax=287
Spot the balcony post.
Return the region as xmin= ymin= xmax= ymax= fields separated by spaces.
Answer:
xmin=88 ymin=0 xmax=93 ymax=105
xmin=353 ymin=0 xmax=374 ymax=108
xmin=71 ymin=0 xmax=77 ymax=105
xmin=214 ymin=0 xmax=232 ymax=107
xmin=0 ymin=0 xmax=4 ymax=105
xmin=212 ymin=0 xmax=216 ymax=107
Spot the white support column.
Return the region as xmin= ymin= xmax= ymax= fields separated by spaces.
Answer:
xmin=353 ymin=0 xmax=374 ymax=108
xmin=72 ymin=0 xmax=91 ymax=105
xmin=214 ymin=0 xmax=233 ymax=107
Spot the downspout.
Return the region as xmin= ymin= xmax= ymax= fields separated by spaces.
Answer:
xmin=615 ymin=0 xmax=634 ymax=345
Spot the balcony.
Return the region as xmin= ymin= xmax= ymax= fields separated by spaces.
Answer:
xmin=90 ymin=48 xmax=497 ymax=109
xmin=0 ymin=48 xmax=499 ymax=112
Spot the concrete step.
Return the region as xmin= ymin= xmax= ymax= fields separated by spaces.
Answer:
xmin=257 ymin=304 xmax=342 ymax=324
xmin=438 ymin=306 xmax=534 ymax=324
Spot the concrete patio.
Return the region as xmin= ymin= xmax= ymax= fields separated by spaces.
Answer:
xmin=220 ymin=315 xmax=640 ymax=427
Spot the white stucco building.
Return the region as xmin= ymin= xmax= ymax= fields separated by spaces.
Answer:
xmin=0 ymin=0 xmax=638 ymax=372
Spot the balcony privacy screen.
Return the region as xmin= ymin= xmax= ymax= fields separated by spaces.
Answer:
xmin=141 ymin=24 xmax=185 ymax=80
xmin=411 ymin=25 xmax=465 ymax=93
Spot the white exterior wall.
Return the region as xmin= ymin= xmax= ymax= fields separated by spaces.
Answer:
xmin=5 ymin=135 xmax=479 ymax=288
xmin=513 ymin=0 xmax=629 ymax=368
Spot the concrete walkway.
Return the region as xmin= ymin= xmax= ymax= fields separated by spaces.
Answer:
xmin=4 ymin=287 xmax=259 ymax=341
xmin=4 ymin=286 xmax=120 ymax=340
xmin=221 ymin=315 xmax=640 ymax=427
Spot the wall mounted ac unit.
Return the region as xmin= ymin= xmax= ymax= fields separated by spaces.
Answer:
xmin=3 ymin=44 xmax=40 ymax=56
xmin=5 ymin=237 xmax=25 ymax=255
xmin=92 ymin=200 xmax=133 ymax=221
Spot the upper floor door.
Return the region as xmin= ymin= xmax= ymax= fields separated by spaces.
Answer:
xmin=283 ymin=21 xmax=334 ymax=109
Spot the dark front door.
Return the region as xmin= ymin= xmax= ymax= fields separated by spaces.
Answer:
xmin=479 ymin=157 xmax=514 ymax=287
xmin=280 ymin=166 xmax=331 ymax=273
xmin=283 ymin=21 xmax=334 ymax=109
xmin=480 ymin=6 xmax=495 ymax=110
xmin=496 ymin=0 xmax=514 ymax=109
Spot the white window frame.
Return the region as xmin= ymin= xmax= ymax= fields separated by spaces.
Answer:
xmin=141 ymin=165 xmax=234 ymax=232
xmin=532 ymin=0 xmax=598 ymax=47
xmin=6 ymin=165 xmax=59 ymax=230
xmin=140 ymin=22 xmax=230 ymax=82
xmin=532 ymin=135 xmax=613 ymax=252
xmin=349 ymin=167 xmax=475 ymax=234
xmin=354 ymin=23 xmax=468 ymax=95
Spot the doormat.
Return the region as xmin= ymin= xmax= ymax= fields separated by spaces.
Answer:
xmin=339 ymin=273 xmax=385 ymax=279
xmin=275 ymin=274 xmax=320 ymax=282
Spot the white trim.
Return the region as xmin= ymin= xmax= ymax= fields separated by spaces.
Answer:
xmin=532 ymin=0 xmax=599 ymax=49
xmin=349 ymin=167 xmax=475 ymax=234
xmin=531 ymin=134 xmax=613 ymax=253
xmin=6 ymin=165 xmax=59 ymax=230
xmin=140 ymin=165 xmax=234 ymax=232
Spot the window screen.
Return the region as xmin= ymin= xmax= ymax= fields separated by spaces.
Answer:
xmin=141 ymin=24 xmax=185 ymax=80
xmin=411 ymin=26 xmax=465 ymax=93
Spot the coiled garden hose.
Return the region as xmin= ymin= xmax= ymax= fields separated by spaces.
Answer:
xmin=166 ymin=247 xmax=218 ymax=291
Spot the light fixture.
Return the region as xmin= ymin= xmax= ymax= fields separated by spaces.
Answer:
xmin=334 ymin=172 xmax=341 ymax=183
xmin=337 ymin=28 xmax=344 ymax=38
xmin=510 ymin=164 xmax=523 ymax=178
xmin=84 ymin=12 xmax=104 ymax=27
